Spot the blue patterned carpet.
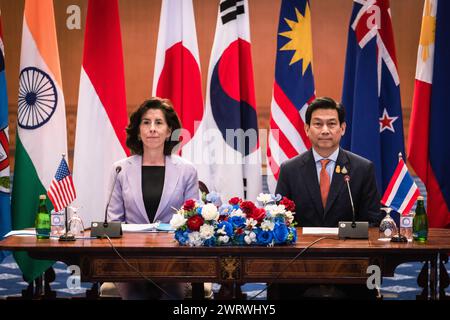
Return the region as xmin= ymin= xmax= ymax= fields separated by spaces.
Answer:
xmin=0 ymin=254 xmax=448 ymax=300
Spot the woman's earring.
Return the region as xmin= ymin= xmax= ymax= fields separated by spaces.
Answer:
xmin=137 ymin=135 xmax=141 ymax=141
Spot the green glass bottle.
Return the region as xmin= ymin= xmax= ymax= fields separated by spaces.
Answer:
xmin=413 ymin=196 xmax=428 ymax=242
xmin=35 ymin=194 xmax=50 ymax=239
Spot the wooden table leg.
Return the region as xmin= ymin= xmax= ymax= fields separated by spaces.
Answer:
xmin=430 ymin=255 xmax=438 ymax=300
xmin=439 ymin=254 xmax=449 ymax=300
xmin=416 ymin=261 xmax=429 ymax=300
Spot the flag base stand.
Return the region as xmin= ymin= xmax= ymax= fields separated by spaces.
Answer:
xmin=59 ymin=233 xmax=76 ymax=241
xmin=390 ymin=233 xmax=407 ymax=243
xmin=58 ymin=207 xmax=76 ymax=241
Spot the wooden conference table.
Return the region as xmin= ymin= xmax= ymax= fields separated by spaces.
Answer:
xmin=0 ymin=228 xmax=449 ymax=300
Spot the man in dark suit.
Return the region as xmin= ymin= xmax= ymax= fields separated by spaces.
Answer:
xmin=270 ymin=97 xmax=381 ymax=299
xmin=276 ymin=97 xmax=381 ymax=227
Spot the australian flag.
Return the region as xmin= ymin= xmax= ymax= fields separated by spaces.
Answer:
xmin=341 ymin=0 xmax=405 ymax=199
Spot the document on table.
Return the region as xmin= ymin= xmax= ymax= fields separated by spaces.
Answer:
xmin=302 ymin=227 xmax=339 ymax=235
xmin=121 ymin=223 xmax=174 ymax=233
xmin=4 ymin=229 xmax=37 ymax=237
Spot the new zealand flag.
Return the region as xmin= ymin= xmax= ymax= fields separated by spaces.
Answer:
xmin=341 ymin=0 xmax=405 ymax=198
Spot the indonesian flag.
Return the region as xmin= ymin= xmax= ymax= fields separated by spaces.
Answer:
xmin=407 ymin=0 xmax=450 ymax=228
xmin=202 ymin=0 xmax=262 ymax=201
xmin=73 ymin=0 xmax=129 ymax=226
xmin=152 ymin=0 xmax=204 ymax=156
xmin=12 ymin=0 xmax=67 ymax=282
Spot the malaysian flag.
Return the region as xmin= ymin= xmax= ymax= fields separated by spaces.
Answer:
xmin=381 ymin=155 xmax=420 ymax=215
xmin=47 ymin=156 xmax=76 ymax=212
xmin=266 ymin=0 xmax=315 ymax=193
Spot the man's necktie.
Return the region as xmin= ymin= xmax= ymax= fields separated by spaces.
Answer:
xmin=320 ymin=159 xmax=331 ymax=208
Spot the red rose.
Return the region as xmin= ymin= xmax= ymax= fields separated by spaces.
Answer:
xmin=240 ymin=201 xmax=256 ymax=214
xmin=280 ymin=197 xmax=295 ymax=212
xmin=229 ymin=197 xmax=242 ymax=206
xmin=187 ymin=215 xmax=204 ymax=231
xmin=235 ymin=228 xmax=244 ymax=235
xmin=183 ymin=199 xmax=196 ymax=211
xmin=219 ymin=215 xmax=228 ymax=222
xmin=248 ymin=207 xmax=266 ymax=222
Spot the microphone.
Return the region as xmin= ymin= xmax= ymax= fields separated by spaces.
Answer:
xmin=104 ymin=166 xmax=122 ymax=226
xmin=344 ymin=175 xmax=356 ymax=228
xmin=91 ymin=166 xmax=123 ymax=238
xmin=338 ymin=174 xmax=369 ymax=239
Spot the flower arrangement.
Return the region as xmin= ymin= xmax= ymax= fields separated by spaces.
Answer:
xmin=169 ymin=193 xmax=297 ymax=247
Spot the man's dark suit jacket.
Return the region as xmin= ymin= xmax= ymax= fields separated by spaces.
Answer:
xmin=276 ymin=148 xmax=381 ymax=227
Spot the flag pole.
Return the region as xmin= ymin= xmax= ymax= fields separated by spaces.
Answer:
xmin=59 ymin=154 xmax=75 ymax=242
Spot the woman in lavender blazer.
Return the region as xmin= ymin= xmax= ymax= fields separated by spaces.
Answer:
xmin=106 ymin=97 xmax=199 ymax=300
xmin=107 ymin=154 xmax=198 ymax=224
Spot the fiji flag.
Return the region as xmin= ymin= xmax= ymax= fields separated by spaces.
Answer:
xmin=341 ymin=0 xmax=405 ymax=196
xmin=202 ymin=0 xmax=262 ymax=202
xmin=0 ymin=12 xmax=11 ymax=263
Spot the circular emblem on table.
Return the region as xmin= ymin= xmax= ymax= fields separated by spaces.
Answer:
xmin=401 ymin=217 xmax=412 ymax=227
xmin=18 ymin=67 xmax=58 ymax=129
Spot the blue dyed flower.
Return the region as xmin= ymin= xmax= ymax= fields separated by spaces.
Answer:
xmin=273 ymin=223 xmax=288 ymax=244
xmin=206 ymin=192 xmax=222 ymax=207
xmin=289 ymin=227 xmax=297 ymax=243
xmin=274 ymin=215 xmax=285 ymax=224
xmin=257 ymin=230 xmax=274 ymax=245
xmin=233 ymin=233 xmax=245 ymax=245
xmin=203 ymin=236 xmax=217 ymax=247
xmin=175 ymin=230 xmax=189 ymax=245
xmin=217 ymin=221 xmax=233 ymax=237
xmin=272 ymin=194 xmax=282 ymax=202
xmin=228 ymin=216 xmax=246 ymax=229
xmin=219 ymin=204 xmax=233 ymax=216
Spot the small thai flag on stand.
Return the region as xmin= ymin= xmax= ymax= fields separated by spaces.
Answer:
xmin=47 ymin=154 xmax=76 ymax=212
xmin=381 ymin=153 xmax=420 ymax=215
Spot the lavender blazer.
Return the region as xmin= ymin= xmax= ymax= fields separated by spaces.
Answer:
xmin=107 ymin=155 xmax=199 ymax=224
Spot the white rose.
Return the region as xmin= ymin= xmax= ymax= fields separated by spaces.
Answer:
xmin=265 ymin=204 xmax=285 ymax=216
xmin=257 ymin=193 xmax=273 ymax=204
xmin=188 ymin=232 xmax=203 ymax=247
xmin=285 ymin=211 xmax=295 ymax=223
xmin=245 ymin=218 xmax=258 ymax=229
xmin=218 ymin=235 xmax=230 ymax=244
xmin=199 ymin=224 xmax=215 ymax=239
xmin=244 ymin=235 xmax=252 ymax=244
xmin=261 ymin=220 xmax=275 ymax=231
xmin=201 ymin=203 xmax=219 ymax=221
xmin=230 ymin=208 xmax=246 ymax=217
xmin=170 ymin=213 xmax=187 ymax=229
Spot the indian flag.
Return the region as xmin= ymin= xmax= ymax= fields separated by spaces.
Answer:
xmin=12 ymin=0 xmax=67 ymax=282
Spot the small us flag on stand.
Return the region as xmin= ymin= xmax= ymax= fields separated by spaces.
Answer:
xmin=47 ymin=154 xmax=76 ymax=212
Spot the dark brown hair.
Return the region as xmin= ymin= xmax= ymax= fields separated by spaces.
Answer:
xmin=126 ymin=97 xmax=181 ymax=155
xmin=305 ymin=97 xmax=346 ymax=125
